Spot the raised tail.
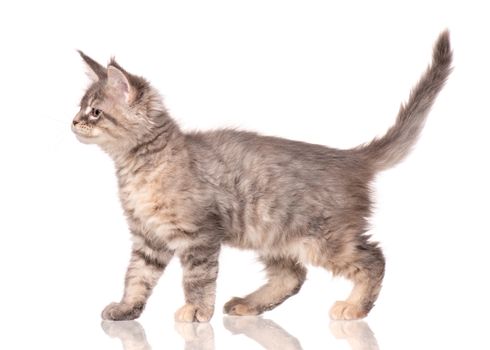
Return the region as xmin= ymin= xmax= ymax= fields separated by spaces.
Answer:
xmin=356 ymin=30 xmax=453 ymax=171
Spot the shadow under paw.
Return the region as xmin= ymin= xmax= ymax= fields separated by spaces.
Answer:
xmin=174 ymin=322 xmax=215 ymax=350
xmin=223 ymin=316 xmax=303 ymax=350
xmin=101 ymin=320 xmax=151 ymax=350
xmin=330 ymin=320 xmax=379 ymax=350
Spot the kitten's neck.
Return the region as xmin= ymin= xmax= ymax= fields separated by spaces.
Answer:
xmin=131 ymin=117 xmax=181 ymax=156
xmin=111 ymin=116 xmax=187 ymax=178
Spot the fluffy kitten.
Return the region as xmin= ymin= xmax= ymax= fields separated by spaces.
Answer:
xmin=72 ymin=31 xmax=452 ymax=322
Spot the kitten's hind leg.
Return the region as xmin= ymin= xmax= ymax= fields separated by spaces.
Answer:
xmin=224 ymin=256 xmax=306 ymax=316
xmin=328 ymin=240 xmax=385 ymax=320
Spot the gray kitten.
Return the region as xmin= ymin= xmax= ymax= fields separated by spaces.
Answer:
xmin=72 ymin=31 xmax=452 ymax=322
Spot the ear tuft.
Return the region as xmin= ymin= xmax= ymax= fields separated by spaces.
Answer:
xmin=78 ymin=50 xmax=106 ymax=82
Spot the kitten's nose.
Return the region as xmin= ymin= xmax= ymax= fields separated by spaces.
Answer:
xmin=73 ymin=119 xmax=79 ymax=126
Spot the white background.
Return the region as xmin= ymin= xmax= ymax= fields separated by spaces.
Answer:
xmin=1 ymin=1 xmax=489 ymax=349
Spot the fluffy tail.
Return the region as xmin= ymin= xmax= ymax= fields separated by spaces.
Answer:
xmin=357 ymin=30 xmax=452 ymax=171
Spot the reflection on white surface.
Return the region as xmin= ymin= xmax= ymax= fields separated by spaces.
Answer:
xmin=101 ymin=317 xmax=379 ymax=350
xmin=174 ymin=322 xmax=215 ymax=350
xmin=330 ymin=320 xmax=379 ymax=350
xmin=223 ymin=316 xmax=303 ymax=350
xmin=102 ymin=320 xmax=152 ymax=350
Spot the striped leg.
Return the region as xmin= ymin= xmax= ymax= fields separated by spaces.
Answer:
xmin=175 ymin=245 xmax=220 ymax=322
xmin=102 ymin=243 xmax=174 ymax=320
xmin=223 ymin=256 xmax=306 ymax=316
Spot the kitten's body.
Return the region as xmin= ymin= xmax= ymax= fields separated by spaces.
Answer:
xmin=72 ymin=32 xmax=452 ymax=322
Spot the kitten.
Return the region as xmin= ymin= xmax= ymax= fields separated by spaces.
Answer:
xmin=72 ymin=31 xmax=452 ymax=322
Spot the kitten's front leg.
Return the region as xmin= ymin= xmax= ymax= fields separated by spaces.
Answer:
xmin=175 ymin=244 xmax=220 ymax=323
xmin=102 ymin=242 xmax=174 ymax=321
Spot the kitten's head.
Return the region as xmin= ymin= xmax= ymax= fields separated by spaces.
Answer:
xmin=72 ymin=52 xmax=168 ymax=154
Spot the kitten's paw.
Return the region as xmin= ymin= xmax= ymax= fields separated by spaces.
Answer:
xmin=329 ymin=301 xmax=367 ymax=320
xmin=101 ymin=302 xmax=144 ymax=321
xmin=223 ymin=297 xmax=260 ymax=316
xmin=175 ymin=303 xmax=214 ymax=323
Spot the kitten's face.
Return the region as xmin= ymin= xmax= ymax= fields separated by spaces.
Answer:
xmin=72 ymin=52 xmax=164 ymax=153
xmin=72 ymin=78 xmax=137 ymax=147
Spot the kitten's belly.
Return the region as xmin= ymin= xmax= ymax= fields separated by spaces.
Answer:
xmin=223 ymin=224 xmax=280 ymax=247
xmin=222 ymin=215 xmax=327 ymax=266
xmin=225 ymin=227 xmax=323 ymax=266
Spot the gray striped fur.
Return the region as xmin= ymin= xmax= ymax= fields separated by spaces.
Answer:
xmin=73 ymin=31 xmax=452 ymax=322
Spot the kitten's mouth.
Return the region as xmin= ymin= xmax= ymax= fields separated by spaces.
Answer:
xmin=72 ymin=124 xmax=95 ymax=143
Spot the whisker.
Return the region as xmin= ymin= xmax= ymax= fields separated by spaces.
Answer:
xmin=41 ymin=115 xmax=69 ymax=125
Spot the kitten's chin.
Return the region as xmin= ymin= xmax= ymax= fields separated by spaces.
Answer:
xmin=75 ymin=134 xmax=96 ymax=144
xmin=73 ymin=131 xmax=98 ymax=144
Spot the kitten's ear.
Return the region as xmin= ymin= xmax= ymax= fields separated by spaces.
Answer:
xmin=78 ymin=50 xmax=106 ymax=82
xmin=107 ymin=65 xmax=132 ymax=103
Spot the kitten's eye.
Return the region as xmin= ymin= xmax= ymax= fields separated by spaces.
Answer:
xmin=89 ymin=108 xmax=103 ymax=121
